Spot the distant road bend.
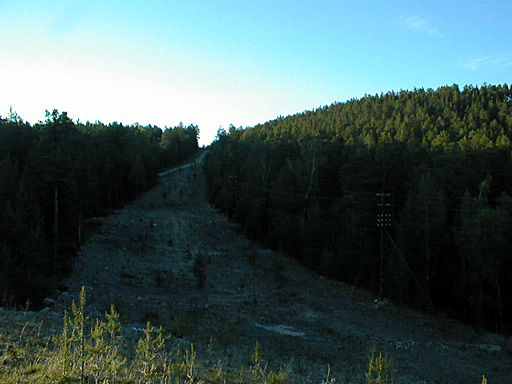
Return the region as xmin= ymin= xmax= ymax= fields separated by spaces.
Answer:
xmin=157 ymin=150 xmax=208 ymax=178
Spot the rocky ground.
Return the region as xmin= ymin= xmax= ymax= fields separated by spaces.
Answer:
xmin=52 ymin=157 xmax=512 ymax=384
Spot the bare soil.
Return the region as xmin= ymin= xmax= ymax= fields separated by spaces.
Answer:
xmin=56 ymin=158 xmax=512 ymax=384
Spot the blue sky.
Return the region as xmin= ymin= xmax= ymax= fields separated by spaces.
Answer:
xmin=1 ymin=1 xmax=511 ymax=145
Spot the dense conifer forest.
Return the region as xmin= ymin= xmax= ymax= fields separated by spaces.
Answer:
xmin=204 ymin=84 xmax=512 ymax=333
xmin=0 ymin=109 xmax=199 ymax=306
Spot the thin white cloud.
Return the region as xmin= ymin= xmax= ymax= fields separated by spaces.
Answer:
xmin=474 ymin=1 xmax=511 ymax=10
xmin=49 ymin=1 xmax=96 ymax=35
xmin=460 ymin=55 xmax=512 ymax=71
xmin=399 ymin=15 xmax=445 ymax=38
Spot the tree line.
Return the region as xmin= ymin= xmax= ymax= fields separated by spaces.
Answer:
xmin=0 ymin=109 xmax=199 ymax=306
xmin=204 ymin=84 xmax=512 ymax=333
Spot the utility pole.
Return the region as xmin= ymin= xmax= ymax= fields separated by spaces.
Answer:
xmin=376 ymin=192 xmax=391 ymax=300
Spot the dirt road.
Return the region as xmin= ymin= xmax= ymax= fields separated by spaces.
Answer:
xmin=61 ymin=159 xmax=512 ymax=383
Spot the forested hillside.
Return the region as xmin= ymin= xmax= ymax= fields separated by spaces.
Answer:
xmin=0 ymin=109 xmax=198 ymax=306
xmin=204 ymin=84 xmax=512 ymax=333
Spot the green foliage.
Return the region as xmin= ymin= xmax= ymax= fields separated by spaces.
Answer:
xmin=135 ymin=322 xmax=167 ymax=382
xmin=0 ymin=111 xmax=199 ymax=306
xmin=251 ymin=341 xmax=262 ymax=366
xmin=204 ymin=83 xmax=512 ymax=332
xmin=161 ymin=123 xmax=200 ymax=166
xmin=0 ymin=288 xmax=494 ymax=383
xmin=455 ymin=188 xmax=512 ymax=330
xmin=47 ymin=286 xmax=126 ymax=383
xmin=44 ymin=287 xmax=203 ymax=384
xmin=128 ymin=155 xmax=148 ymax=197
xmin=366 ymin=345 xmax=394 ymax=384
xmin=248 ymin=341 xmax=290 ymax=384
xmin=394 ymin=171 xmax=447 ymax=306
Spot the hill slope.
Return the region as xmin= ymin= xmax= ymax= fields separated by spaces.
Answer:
xmin=203 ymin=84 xmax=512 ymax=333
xmin=35 ymin=160 xmax=512 ymax=383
